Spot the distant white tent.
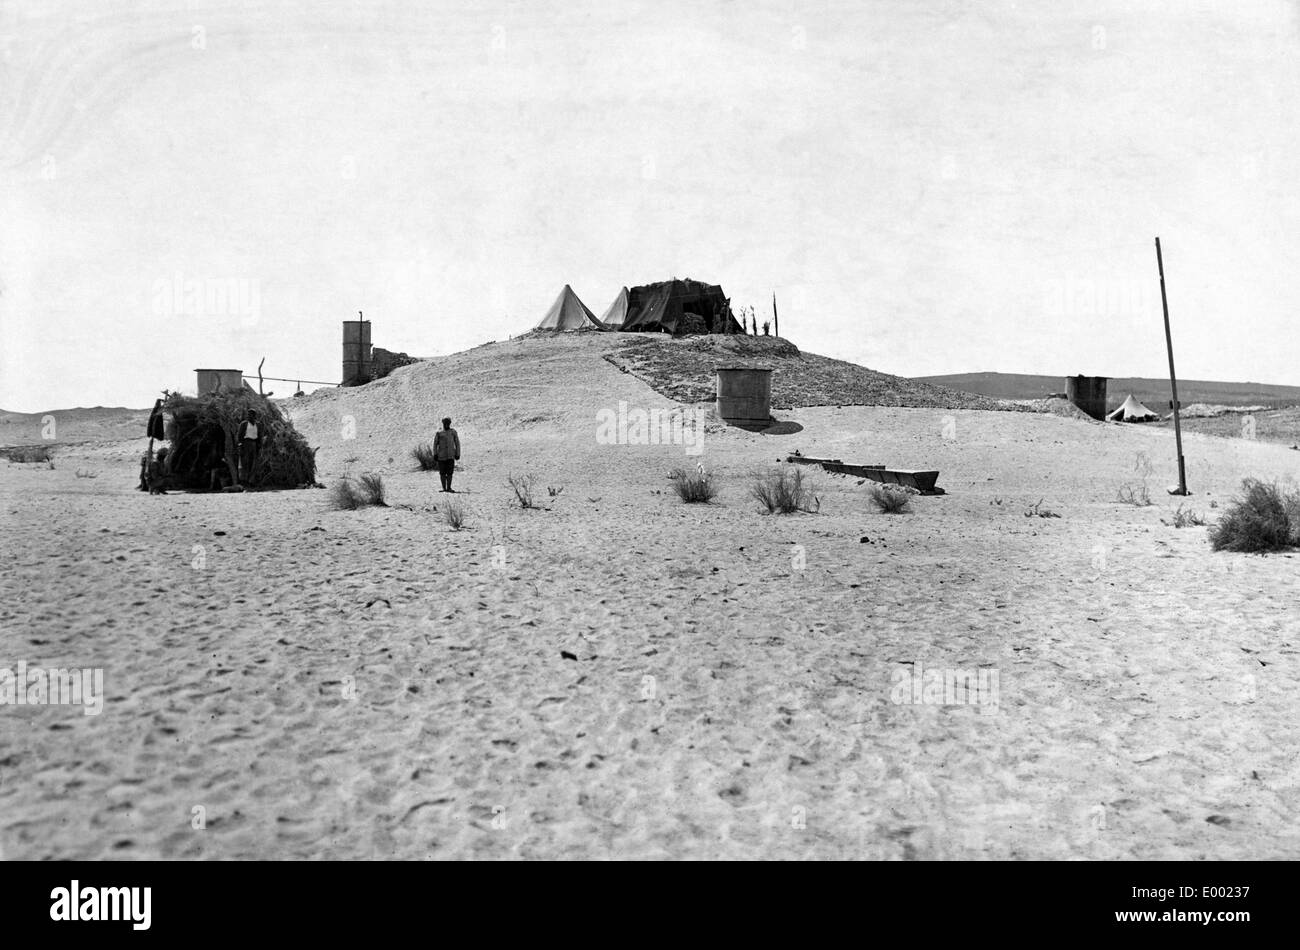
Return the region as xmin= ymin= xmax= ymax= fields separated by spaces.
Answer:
xmin=599 ymin=286 xmax=630 ymax=329
xmin=1107 ymin=394 xmax=1160 ymax=423
xmin=534 ymin=285 xmax=605 ymax=331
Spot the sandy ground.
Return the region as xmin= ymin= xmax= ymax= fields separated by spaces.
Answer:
xmin=2 ymin=335 xmax=1299 ymax=860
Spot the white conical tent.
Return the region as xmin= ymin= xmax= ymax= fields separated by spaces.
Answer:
xmin=1106 ymin=394 xmax=1160 ymax=422
xmin=534 ymin=285 xmax=605 ymax=331
xmin=599 ymin=286 xmax=630 ymax=329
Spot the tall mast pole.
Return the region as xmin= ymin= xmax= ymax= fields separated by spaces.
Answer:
xmin=1156 ymin=236 xmax=1188 ymax=495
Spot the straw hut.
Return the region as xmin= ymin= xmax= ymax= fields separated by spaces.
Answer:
xmin=159 ymin=386 xmax=316 ymax=489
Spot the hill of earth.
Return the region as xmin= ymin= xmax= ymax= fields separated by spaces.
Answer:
xmin=2 ymin=336 xmax=1018 ymax=452
xmin=919 ymin=371 xmax=1300 ymax=411
xmin=0 ymin=406 xmax=150 ymax=446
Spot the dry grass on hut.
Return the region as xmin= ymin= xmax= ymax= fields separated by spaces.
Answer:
xmin=161 ymin=388 xmax=317 ymax=490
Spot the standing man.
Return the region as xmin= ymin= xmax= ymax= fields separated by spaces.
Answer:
xmin=237 ymin=408 xmax=262 ymax=486
xmin=433 ymin=416 xmax=460 ymax=492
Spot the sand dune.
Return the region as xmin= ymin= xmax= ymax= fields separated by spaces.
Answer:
xmin=1 ymin=337 xmax=1298 ymax=859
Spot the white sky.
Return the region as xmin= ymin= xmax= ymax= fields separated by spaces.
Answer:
xmin=2 ymin=0 xmax=1298 ymax=411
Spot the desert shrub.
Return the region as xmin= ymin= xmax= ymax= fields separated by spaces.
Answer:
xmin=357 ymin=473 xmax=387 ymax=506
xmin=751 ymin=466 xmax=819 ymax=514
xmin=331 ymin=474 xmax=387 ymax=510
xmin=411 ymin=443 xmax=438 ymax=471
xmin=1117 ymin=483 xmax=1152 ymax=507
xmin=1169 ymin=504 xmax=1206 ymax=528
xmin=1117 ymin=452 xmax=1154 ymax=507
xmin=508 ymin=473 xmax=536 ymax=509
xmin=547 ymin=485 xmax=564 ymax=498
xmin=1286 ymin=492 xmax=1300 ymax=543
xmin=669 ymin=467 xmax=718 ymax=503
xmin=443 ymin=498 xmax=467 ymax=529
xmin=1209 ymin=479 xmax=1296 ymax=552
xmin=869 ymin=484 xmax=913 ymax=514
xmin=1023 ymin=498 xmax=1059 ymax=519
xmin=0 ymin=444 xmax=53 ymax=463
xmin=330 ymin=479 xmax=364 ymax=510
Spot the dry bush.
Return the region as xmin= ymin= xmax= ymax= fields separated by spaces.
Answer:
xmin=443 ymin=498 xmax=467 ymax=529
xmin=751 ymin=466 xmax=819 ymax=514
xmin=1169 ymin=504 xmax=1206 ymax=528
xmin=1023 ymin=498 xmax=1060 ymax=519
xmin=508 ymin=473 xmax=536 ymax=509
xmin=330 ymin=478 xmax=365 ymax=510
xmin=331 ymin=474 xmax=387 ymax=510
xmin=1117 ymin=483 xmax=1152 ymax=507
xmin=411 ymin=444 xmax=438 ymax=471
xmin=869 ymin=483 xmax=913 ymax=514
xmin=0 ymin=444 xmax=53 ymax=463
xmin=1118 ymin=452 xmax=1154 ymax=507
xmin=669 ymin=467 xmax=718 ymax=503
xmin=357 ymin=473 xmax=387 ymax=506
xmin=1209 ymin=479 xmax=1297 ymax=552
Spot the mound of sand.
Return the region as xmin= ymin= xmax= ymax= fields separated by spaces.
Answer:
xmin=1177 ymin=403 xmax=1269 ymax=419
xmin=1011 ymin=397 xmax=1100 ymax=422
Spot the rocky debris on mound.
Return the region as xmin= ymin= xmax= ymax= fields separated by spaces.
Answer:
xmin=671 ymin=334 xmax=803 ymax=360
xmin=603 ymin=335 xmax=1024 ymax=411
xmin=1177 ymin=403 xmax=1269 ymax=419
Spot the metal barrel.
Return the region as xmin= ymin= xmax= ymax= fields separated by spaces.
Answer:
xmin=342 ymin=321 xmax=372 ymax=384
xmin=1065 ymin=375 xmax=1108 ymax=420
xmin=195 ymin=368 xmax=243 ymax=394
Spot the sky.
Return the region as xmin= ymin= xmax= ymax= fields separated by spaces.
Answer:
xmin=1 ymin=0 xmax=1298 ymax=411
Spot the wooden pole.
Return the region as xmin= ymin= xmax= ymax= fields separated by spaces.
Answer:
xmin=772 ymin=292 xmax=779 ymax=338
xmin=1156 ymin=236 xmax=1188 ymax=495
xmin=257 ymin=357 xmax=266 ymax=395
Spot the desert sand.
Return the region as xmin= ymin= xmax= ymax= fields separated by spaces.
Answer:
xmin=2 ymin=334 xmax=1298 ymax=860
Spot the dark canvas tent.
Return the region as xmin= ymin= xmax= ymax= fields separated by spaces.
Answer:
xmin=1106 ymin=394 xmax=1160 ymax=422
xmin=534 ymin=284 xmax=605 ymax=331
xmin=599 ymin=286 xmax=630 ymax=329
xmin=620 ymin=278 xmax=741 ymax=335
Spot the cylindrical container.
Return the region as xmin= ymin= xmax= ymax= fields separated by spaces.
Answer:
xmin=342 ymin=320 xmax=372 ymax=385
xmin=1066 ymin=375 xmax=1108 ymax=420
xmin=716 ymin=367 xmax=773 ymax=426
xmin=195 ymin=368 xmax=244 ymax=395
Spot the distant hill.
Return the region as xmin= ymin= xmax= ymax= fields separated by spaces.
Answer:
xmin=0 ymin=406 xmax=150 ymax=446
xmin=917 ymin=372 xmax=1300 ymax=411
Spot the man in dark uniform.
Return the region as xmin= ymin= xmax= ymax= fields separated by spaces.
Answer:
xmin=433 ymin=417 xmax=460 ymax=492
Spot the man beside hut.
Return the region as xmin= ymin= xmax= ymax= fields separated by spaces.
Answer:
xmin=237 ymin=408 xmax=262 ymax=486
xmin=433 ymin=417 xmax=460 ymax=492
xmin=146 ymin=447 xmax=172 ymax=494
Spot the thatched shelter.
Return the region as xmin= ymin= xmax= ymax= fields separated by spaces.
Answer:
xmin=159 ymin=386 xmax=316 ymax=490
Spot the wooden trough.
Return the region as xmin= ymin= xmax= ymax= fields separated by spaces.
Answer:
xmin=786 ymin=455 xmax=942 ymax=494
